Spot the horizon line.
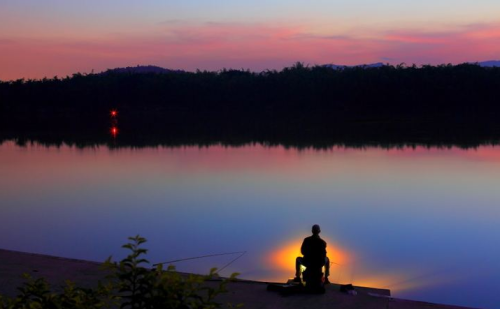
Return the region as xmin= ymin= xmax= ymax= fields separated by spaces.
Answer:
xmin=2 ymin=60 xmax=499 ymax=82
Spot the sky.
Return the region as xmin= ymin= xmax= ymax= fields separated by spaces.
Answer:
xmin=1 ymin=0 xmax=500 ymax=80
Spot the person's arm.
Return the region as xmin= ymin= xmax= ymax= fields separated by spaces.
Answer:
xmin=301 ymin=238 xmax=307 ymax=256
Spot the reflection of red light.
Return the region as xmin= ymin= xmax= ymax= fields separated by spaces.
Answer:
xmin=111 ymin=127 xmax=118 ymax=136
xmin=110 ymin=110 xmax=117 ymax=117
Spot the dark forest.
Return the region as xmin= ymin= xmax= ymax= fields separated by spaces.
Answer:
xmin=2 ymin=63 xmax=500 ymax=148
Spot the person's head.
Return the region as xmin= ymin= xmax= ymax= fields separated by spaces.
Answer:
xmin=312 ymin=224 xmax=321 ymax=235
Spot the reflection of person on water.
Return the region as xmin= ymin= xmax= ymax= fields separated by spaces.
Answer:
xmin=294 ymin=224 xmax=330 ymax=284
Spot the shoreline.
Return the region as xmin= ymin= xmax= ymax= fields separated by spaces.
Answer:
xmin=0 ymin=248 xmax=478 ymax=309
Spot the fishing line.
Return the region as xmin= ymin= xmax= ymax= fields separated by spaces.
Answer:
xmin=218 ymin=251 xmax=246 ymax=272
xmin=382 ymin=266 xmax=455 ymax=289
xmin=153 ymin=251 xmax=247 ymax=269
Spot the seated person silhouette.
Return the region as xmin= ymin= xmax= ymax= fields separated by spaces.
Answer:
xmin=294 ymin=224 xmax=330 ymax=285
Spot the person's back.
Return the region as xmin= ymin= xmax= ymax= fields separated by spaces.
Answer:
xmin=301 ymin=234 xmax=327 ymax=267
xmin=294 ymin=224 xmax=330 ymax=284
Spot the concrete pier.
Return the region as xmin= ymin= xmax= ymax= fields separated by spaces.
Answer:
xmin=0 ymin=249 xmax=477 ymax=309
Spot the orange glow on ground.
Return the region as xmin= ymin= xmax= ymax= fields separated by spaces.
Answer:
xmin=351 ymin=269 xmax=449 ymax=294
xmin=267 ymin=238 xmax=350 ymax=274
xmin=267 ymin=240 xmax=428 ymax=291
xmin=354 ymin=273 xmax=410 ymax=292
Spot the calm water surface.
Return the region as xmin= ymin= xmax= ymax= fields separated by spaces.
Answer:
xmin=1 ymin=141 xmax=499 ymax=309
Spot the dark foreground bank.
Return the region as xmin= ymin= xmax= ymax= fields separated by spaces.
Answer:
xmin=0 ymin=249 xmax=478 ymax=309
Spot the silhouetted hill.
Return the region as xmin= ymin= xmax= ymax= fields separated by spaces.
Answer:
xmin=323 ymin=61 xmax=500 ymax=69
xmin=100 ymin=65 xmax=182 ymax=74
xmin=323 ymin=62 xmax=385 ymax=69
xmin=477 ymin=60 xmax=500 ymax=67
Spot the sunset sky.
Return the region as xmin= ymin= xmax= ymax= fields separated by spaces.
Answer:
xmin=1 ymin=0 xmax=500 ymax=80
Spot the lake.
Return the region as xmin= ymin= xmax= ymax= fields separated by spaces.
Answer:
xmin=0 ymin=140 xmax=499 ymax=309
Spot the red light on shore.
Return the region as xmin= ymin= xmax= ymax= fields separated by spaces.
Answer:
xmin=110 ymin=110 xmax=118 ymax=117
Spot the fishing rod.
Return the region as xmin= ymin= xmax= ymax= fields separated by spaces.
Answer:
xmin=153 ymin=251 xmax=247 ymax=272
xmin=382 ymin=265 xmax=455 ymax=289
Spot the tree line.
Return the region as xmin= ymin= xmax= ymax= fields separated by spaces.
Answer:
xmin=1 ymin=63 xmax=500 ymax=146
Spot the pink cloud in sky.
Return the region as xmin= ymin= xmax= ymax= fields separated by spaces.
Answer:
xmin=0 ymin=22 xmax=499 ymax=80
xmin=381 ymin=23 xmax=500 ymax=63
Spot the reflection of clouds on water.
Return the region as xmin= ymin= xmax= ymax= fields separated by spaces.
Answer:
xmin=383 ymin=145 xmax=500 ymax=164
xmin=1 ymin=142 xmax=500 ymax=308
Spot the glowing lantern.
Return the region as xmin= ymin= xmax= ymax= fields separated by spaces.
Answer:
xmin=111 ymin=127 xmax=118 ymax=137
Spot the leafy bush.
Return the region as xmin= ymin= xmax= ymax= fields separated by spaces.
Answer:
xmin=0 ymin=273 xmax=115 ymax=309
xmin=0 ymin=235 xmax=239 ymax=309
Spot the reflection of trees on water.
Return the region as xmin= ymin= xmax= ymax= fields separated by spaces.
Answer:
xmin=1 ymin=130 xmax=499 ymax=150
